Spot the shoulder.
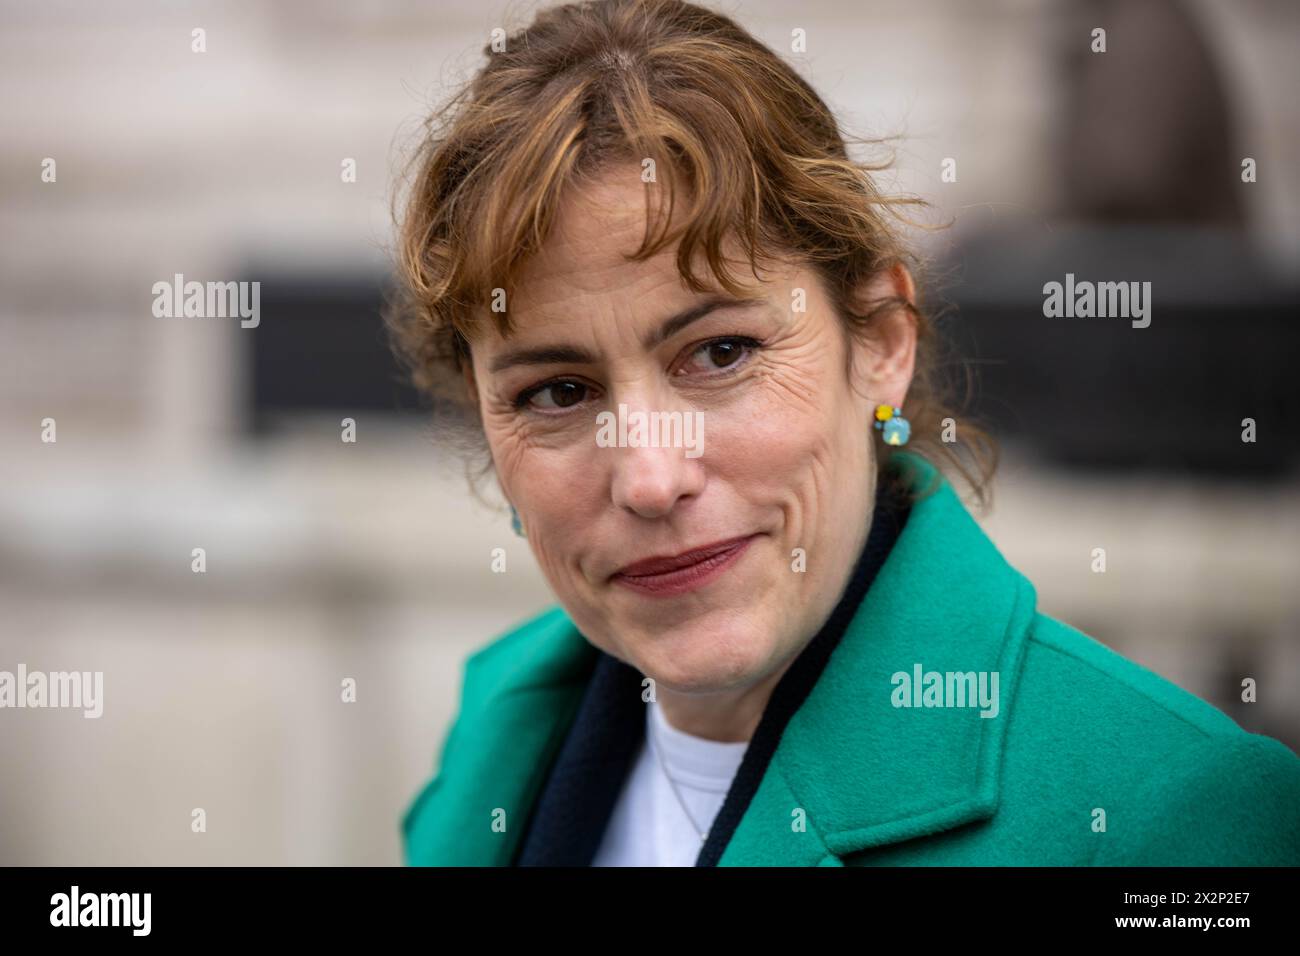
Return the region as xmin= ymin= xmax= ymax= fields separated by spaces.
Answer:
xmin=401 ymin=604 xmax=588 ymax=854
xmin=451 ymin=604 xmax=585 ymax=716
xmin=463 ymin=605 xmax=572 ymax=677
xmin=415 ymin=604 xmax=577 ymax=769
xmin=443 ymin=603 xmax=600 ymax=742
xmin=1024 ymin=614 xmax=1242 ymax=737
xmin=1012 ymin=613 xmax=1300 ymax=864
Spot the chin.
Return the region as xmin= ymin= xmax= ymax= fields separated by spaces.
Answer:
xmin=624 ymin=608 xmax=783 ymax=696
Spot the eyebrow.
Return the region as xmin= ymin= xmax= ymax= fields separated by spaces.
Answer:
xmin=487 ymin=294 xmax=767 ymax=373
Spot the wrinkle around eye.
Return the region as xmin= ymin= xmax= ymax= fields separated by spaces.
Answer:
xmin=514 ymin=379 xmax=603 ymax=415
xmin=504 ymin=335 xmax=764 ymax=416
xmin=673 ymin=336 xmax=763 ymax=378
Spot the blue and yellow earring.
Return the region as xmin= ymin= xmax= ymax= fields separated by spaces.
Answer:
xmin=874 ymin=404 xmax=910 ymax=446
xmin=510 ymin=504 xmax=526 ymax=538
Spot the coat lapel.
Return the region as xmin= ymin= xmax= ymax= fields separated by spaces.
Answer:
xmin=718 ymin=456 xmax=1038 ymax=864
xmin=402 ymin=608 xmax=599 ymax=866
xmin=404 ymin=453 xmax=1038 ymax=866
xmin=513 ymin=650 xmax=648 ymax=865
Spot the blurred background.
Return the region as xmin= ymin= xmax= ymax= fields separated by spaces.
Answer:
xmin=1 ymin=0 xmax=1297 ymax=865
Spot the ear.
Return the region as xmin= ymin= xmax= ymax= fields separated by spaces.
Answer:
xmin=847 ymin=262 xmax=917 ymax=410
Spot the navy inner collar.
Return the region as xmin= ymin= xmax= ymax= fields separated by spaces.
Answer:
xmin=514 ymin=475 xmax=911 ymax=866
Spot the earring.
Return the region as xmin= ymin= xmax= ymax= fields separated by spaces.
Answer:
xmin=873 ymin=404 xmax=910 ymax=446
xmin=510 ymin=505 xmax=526 ymax=538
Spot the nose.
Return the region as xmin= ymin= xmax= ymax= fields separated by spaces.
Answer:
xmin=608 ymin=416 xmax=706 ymax=519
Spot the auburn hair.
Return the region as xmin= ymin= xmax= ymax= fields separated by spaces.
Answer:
xmin=388 ymin=0 xmax=996 ymax=506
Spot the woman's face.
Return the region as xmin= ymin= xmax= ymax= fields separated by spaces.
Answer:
xmin=468 ymin=164 xmax=914 ymax=702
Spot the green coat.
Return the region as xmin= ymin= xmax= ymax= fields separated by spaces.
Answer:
xmin=402 ymin=454 xmax=1300 ymax=866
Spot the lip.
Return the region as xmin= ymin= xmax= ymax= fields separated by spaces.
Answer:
xmin=611 ymin=534 xmax=759 ymax=597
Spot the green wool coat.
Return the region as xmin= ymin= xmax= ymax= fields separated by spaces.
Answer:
xmin=402 ymin=454 xmax=1300 ymax=866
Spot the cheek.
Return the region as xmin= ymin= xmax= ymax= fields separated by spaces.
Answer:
xmin=483 ymin=418 xmax=529 ymax=493
xmin=483 ymin=407 xmax=588 ymax=499
xmin=710 ymin=343 xmax=861 ymax=506
xmin=485 ymin=417 xmax=606 ymax=577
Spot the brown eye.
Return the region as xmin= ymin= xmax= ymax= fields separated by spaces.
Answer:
xmin=678 ymin=336 xmax=761 ymax=375
xmin=706 ymin=340 xmax=744 ymax=368
xmin=528 ymin=380 xmax=588 ymax=410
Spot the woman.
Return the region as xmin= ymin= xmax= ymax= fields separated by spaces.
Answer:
xmin=391 ymin=0 xmax=1300 ymax=866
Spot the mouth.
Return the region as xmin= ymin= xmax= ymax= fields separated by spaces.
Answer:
xmin=611 ymin=534 xmax=760 ymax=597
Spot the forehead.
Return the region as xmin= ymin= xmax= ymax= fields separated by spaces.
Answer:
xmin=510 ymin=165 xmax=680 ymax=307
xmin=489 ymin=164 xmax=804 ymax=345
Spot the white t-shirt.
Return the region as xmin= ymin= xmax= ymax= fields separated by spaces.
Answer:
xmin=591 ymin=700 xmax=750 ymax=866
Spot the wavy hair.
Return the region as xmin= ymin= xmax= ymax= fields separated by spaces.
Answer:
xmin=388 ymin=0 xmax=996 ymax=507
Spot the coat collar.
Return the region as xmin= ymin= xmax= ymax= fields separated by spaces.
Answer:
xmin=403 ymin=453 xmax=1037 ymax=865
xmin=720 ymin=454 xmax=1038 ymax=863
